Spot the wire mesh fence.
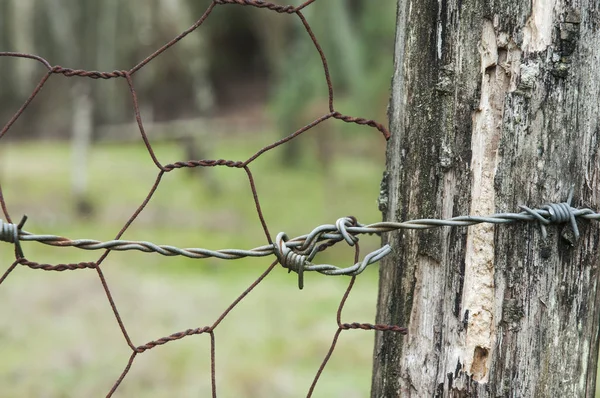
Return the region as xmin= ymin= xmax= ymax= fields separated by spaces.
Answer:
xmin=0 ymin=1 xmax=404 ymax=396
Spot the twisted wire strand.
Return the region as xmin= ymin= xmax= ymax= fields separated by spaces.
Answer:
xmin=2 ymin=201 xmax=597 ymax=279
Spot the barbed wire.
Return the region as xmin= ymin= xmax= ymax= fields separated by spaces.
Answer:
xmin=2 ymin=195 xmax=596 ymax=288
xmin=0 ymin=1 xmax=405 ymax=396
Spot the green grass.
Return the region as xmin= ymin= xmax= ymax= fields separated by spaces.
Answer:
xmin=0 ymin=130 xmax=387 ymax=397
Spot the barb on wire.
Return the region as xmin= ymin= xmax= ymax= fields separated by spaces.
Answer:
xmin=519 ymin=187 xmax=580 ymax=239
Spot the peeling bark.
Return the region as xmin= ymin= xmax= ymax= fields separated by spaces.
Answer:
xmin=372 ymin=1 xmax=600 ymax=397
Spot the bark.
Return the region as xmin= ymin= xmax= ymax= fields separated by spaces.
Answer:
xmin=372 ymin=1 xmax=600 ymax=397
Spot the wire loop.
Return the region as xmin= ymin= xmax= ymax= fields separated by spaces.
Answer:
xmin=0 ymin=215 xmax=27 ymax=258
xmin=0 ymin=219 xmax=17 ymax=244
xmin=336 ymin=216 xmax=358 ymax=246
xmin=520 ymin=188 xmax=580 ymax=239
xmin=274 ymin=217 xmax=391 ymax=289
xmin=275 ymin=232 xmax=310 ymax=289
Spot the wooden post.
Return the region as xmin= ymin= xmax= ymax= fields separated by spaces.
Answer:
xmin=372 ymin=1 xmax=600 ymax=396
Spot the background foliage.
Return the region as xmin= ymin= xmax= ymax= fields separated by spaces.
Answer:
xmin=0 ymin=1 xmax=396 ymax=396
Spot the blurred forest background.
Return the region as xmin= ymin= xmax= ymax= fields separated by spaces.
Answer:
xmin=0 ymin=0 xmax=392 ymax=145
xmin=0 ymin=0 xmax=398 ymax=397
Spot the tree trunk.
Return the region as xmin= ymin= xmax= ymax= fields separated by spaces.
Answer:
xmin=372 ymin=1 xmax=600 ymax=397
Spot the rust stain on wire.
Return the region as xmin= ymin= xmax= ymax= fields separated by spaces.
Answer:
xmin=0 ymin=0 xmax=395 ymax=396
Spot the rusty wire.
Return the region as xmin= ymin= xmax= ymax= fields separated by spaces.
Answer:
xmin=0 ymin=1 xmax=404 ymax=396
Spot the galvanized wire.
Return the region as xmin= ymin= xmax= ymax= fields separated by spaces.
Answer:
xmin=3 ymin=199 xmax=597 ymax=284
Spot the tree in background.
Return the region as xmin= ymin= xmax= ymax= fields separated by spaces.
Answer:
xmin=0 ymin=0 xmax=214 ymax=138
xmin=0 ymin=0 xmax=398 ymax=210
xmin=271 ymin=0 xmax=396 ymax=167
xmin=0 ymin=0 xmax=215 ymax=216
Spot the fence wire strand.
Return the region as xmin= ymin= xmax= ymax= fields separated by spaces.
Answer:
xmin=0 ymin=1 xmax=404 ymax=396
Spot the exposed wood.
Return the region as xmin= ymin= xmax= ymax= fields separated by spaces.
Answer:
xmin=372 ymin=1 xmax=600 ymax=397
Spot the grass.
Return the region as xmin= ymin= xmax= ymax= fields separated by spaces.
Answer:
xmin=0 ymin=128 xmax=388 ymax=397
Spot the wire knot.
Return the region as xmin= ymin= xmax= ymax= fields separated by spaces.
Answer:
xmin=275 ymin=232 xmax=312 ymax=290
xmin=543 ymin=202 xmax=574 ymax=224
xmin=0 ymin=219 xmax=17 ymax=244
xmin=275 ymin=217 xmax=386 ymax=290
xmin=336 ymin=217 xmax=359 ymax=246
xmin=0 ymin=215 xmax=27 ymax=258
